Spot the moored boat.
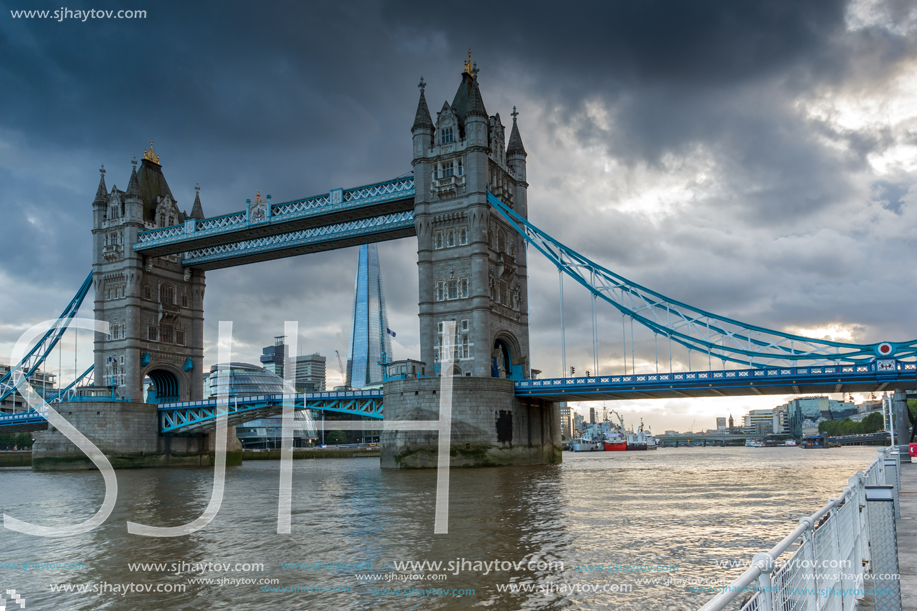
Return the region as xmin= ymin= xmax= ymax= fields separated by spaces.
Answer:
xmin=604 ymin=437 xmax=626 ymax=451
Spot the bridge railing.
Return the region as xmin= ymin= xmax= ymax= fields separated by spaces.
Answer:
xmin=134 ymin=176 xmax=414 ymax=249
xmin=517 ymin=360 xmax=915 ymax=391
xmin=156 ymin=389 xmax=383 ymax=411
xmin=696 ymin=449 xmax=896 ymax=611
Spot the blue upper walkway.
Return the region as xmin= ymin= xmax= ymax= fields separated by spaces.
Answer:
xmin=133 ymin=176 xmax=415 ymax=270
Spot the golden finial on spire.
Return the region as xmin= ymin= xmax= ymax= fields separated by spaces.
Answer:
xmin=143 ymin=139 xmax=160 ymax=164
xmin=254 ymin=190 xmax=263 ymax=205
xmin=463 ymin=49 xmax=473 ymax=75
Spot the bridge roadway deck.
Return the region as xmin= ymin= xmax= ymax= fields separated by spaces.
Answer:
xmin=899 ymin=460 xmax=916 ymax=611
xmin=513 ymin=362 xmax=916 ymax=401
xmin=3 ymin=362 xmax=915 ymax=434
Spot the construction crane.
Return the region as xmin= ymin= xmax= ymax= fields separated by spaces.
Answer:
xmin=334 ymin=350 xmax=346 ymax=383
xmin=690 ymin=419 xmax=696 ymax=433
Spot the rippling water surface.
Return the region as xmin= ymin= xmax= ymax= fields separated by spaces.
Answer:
xmin=0 ymin=446 xmax=880 ymax=610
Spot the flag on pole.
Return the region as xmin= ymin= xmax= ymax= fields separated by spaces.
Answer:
xmin=386 ymin=328 xmax=396 ymax=338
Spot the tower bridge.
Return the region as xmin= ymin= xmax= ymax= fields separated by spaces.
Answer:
xmin=2 ymin=57 xmax=914 ymax=469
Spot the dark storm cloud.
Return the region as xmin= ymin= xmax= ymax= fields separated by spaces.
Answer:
xmin=1 ymin=0 xmax=916 ymax=402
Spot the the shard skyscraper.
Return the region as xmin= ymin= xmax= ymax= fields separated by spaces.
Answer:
xmin=346 ymin=243 xmax=393 ymax=388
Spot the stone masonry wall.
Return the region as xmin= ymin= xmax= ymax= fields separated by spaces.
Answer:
xmin=380 ymin=377 xmax=561 ymax=468
xmin=31 ymin=401 xmax=241 ymax=471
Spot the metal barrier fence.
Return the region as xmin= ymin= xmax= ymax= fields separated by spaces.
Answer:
xmin=697 ymin=448 xmax=901 ymax=611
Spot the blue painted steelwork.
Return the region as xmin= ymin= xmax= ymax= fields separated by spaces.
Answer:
xmin=158 ymin=389 xmax=383 ymax=434
xmin=0 ymin=272 xmax=93 ymax=404
xmin=0 ymin=410 xmax=49 ymax=433
xmin=133 ymin=176 xmax=415 ymax=254
xmin=487 ymin=191 xmax=917 ymax=369
xmin=180 ymin=210 xmax=415 ymax=269
xmin=516 ymin=361 xmax=917 ymax=401
xmin=47 ymin=365 xmax=94 ymax=403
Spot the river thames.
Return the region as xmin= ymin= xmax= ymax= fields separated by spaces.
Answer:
xmin=0 ymin=446 xmax=879 ymax=610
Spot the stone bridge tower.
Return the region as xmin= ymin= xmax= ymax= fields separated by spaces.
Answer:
xmin=90 ymin=143 xmax=206 ymax=403
xmin=381 ymin=59 xmax=560 ymax=469
xmin=412 ymin=62 xmax=531 ymax=380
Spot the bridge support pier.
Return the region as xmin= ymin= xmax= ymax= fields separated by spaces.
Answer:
xmin=31 ymin=401 xmax=242 ymax=471
xmin=380 ymin=377 xmax=562 ymax=469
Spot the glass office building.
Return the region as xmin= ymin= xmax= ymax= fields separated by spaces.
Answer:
xmin=346 ymin=244 xmax=393 ymax=388
xmin=208 ymin=362 xmax=292 ymax=396
xmin=206 ymin=362 xmax=315 ymax=448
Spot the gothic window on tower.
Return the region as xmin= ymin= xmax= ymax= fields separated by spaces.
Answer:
xmin=441 ymin=126 xmax=454 ymax=144
xmin=436 ymin=282 xmax=444 ymax=301
xmin=143 ymin=285 xmax=152 ymax=300
xmin=176 ymin=329 xmax=185 ymax=346
xmin=457 ymin=158 xmax=463 ymax=176
xmin=459 ymin=227 xmax=468 ymax=245
xmin=181 ymin=293 xmax=189 ymax=308
xmin=442 ymin=161 xmax=454 ymax=179
xmin=159 ymin=213 xmax=166 ymax=227
xmin=461 ymin=278 xmax=468 ymax=298
xmin=447 ymin=280 xmax=458 ymax=300
xmin=168 ymin=215 xmax=174 ymax=226
xmin=434 ymin=232 xmax=444 ymax=249
xmin=161 ymin=283 xmax=174 ymax=305
xmin=160 ymin=324 xmax=174 ymax=344
xmin=462 ymin=337 xmax=469 ymax=359
xmin=461 ymin=319 xmax=469 ymax=332
xmin=448 ymin=230 xmax=455 ymax=247
xmin=148 ymin=326 xmax=158 ymax=341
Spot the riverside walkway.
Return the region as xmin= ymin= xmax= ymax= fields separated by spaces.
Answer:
xmin=901 ymin=461 xmax=916 ymax=611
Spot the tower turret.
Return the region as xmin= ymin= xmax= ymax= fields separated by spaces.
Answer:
xmin=412 ymin=77 xmax=434 ymax=161
xmin=190 ymin=183 xmax=205 ymax=220
xmin=124 ymin=157 xmax=143 ymax=223
xmin=464 ymin=74 xmax=489 ymax=149
xmin=506 ymin=107 xmax=528 ymax=215
xmin=92 ymin=165 xmax=107 ymax=229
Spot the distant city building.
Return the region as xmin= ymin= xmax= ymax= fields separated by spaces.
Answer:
xmin=573 ymin=413 xmax=585 ymax=435
xmin=858 ymin=399 xmax=883 ymax=414
xmin=0 ymin=365 xmax=57 ymax=413
xmin=781 ymin=396 xmax=858 ymax=438
xmin=589 ymin=407 xmax=596 ymax=424
xmin=560 ymin=403 xmax=572 ymax=439
xmin=294 ymin=353 xmax=326 ymax=392
xmin=346 ymin=244 xmax=393 ymax=388
xmin=260 ymin=336 xmax=287 ymax=379
xmin=208 ymin=362 xmax=292 ymax=396
xmin=716 ymin=417 xmax=727 ymax=431
xmin=744 ymin=409 xmax=777 ymax=435
xmin=206 ymin=362 xmax=313 ymax=449
xmin=728 ymin=414 xmax=735 ymax=433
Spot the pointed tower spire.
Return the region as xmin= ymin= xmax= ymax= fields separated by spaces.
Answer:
xmin=93 ymin=164 xmax=108 ymax=204
xmin=412 ymin=77 xmax=434 ymax=132
xmin=190 ymin=183 xmax=205 ymax=220
xmin=507 ymin=106 xmax=526 ymax=156
xmin=466 ymin=74 xmax=487 ymax=118
xmin=126 ymin=156 xmax=142 ymax=199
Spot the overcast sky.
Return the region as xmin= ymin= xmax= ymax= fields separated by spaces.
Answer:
xmin=1 ymin=0 xmax=916 ymax=431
